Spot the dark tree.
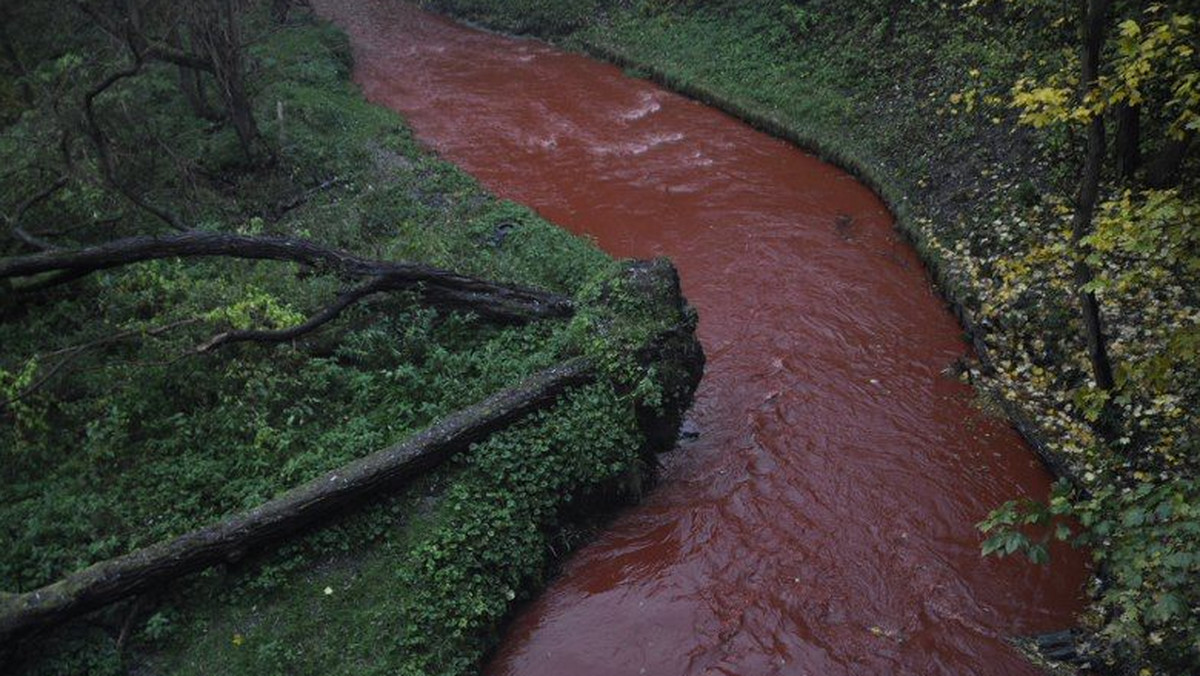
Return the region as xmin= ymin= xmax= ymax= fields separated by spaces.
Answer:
xmin=77 ymin=0 xmax=268 ymax=162
xmin=183 ymin=0 xmax=269 ymax=162
xmin=1070 ymin=0 xmax=1118 ymax=435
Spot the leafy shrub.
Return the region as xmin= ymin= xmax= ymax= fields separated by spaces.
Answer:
xmin=981 ymin=478 xmax=1200 ymax=671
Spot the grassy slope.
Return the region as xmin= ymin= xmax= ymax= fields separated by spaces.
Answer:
xmin=2 ymin=9 xmax=666 ymax=676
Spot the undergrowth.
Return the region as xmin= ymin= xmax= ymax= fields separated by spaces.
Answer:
xmin=134 ymin=382 xmax=642 ymax=676
xmin=0 ymin=6 xmax=664 ymax=675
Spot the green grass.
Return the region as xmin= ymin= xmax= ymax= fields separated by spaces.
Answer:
xmin=134 ymin=382 xmax=642 ymax=676
xmin=419 ymin=0 xmax=600 ymax=36
xmin=1 ymin=17 xmax=610 ymax=595
xmin=567 ymin=2 xmax=1063 ymax=303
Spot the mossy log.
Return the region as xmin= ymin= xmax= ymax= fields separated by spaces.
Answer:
xmin=621 ymin=258 xmax=705 ymax=455
xmin=0 ymin=358 xmax=594 ymax=639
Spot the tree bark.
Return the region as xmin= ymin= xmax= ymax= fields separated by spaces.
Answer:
xmin=0 ymin=359 xmax=595 ymax=640
xmin=271 ymin=0 xmax=292 ymax=23
xmin=82 ymin=61 xmax=188 ymax=232
xmin=189 ymin=0 xmax=266 ymax=162
xmin=0 ymin=258 xmax=706 ymax=642
xmin=1114 ymin=101 xmax=1139 ymax=182
xmin=0 ymin=232 xmax=576 ymax=323
xmin=1072 ymin=0 xmax=1117 ymax=398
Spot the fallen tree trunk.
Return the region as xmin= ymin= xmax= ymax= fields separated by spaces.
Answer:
xmin=0 ymin=232 xmax=575 ymax=323
xmin=0 ymin=358 xmax=594 ymax=639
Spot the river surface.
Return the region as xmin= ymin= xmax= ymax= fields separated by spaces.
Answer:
xmin=312 ymin=2 xmax=1088 ymax=674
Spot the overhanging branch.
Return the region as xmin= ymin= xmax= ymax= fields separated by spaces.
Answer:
xmin=194 ymin=278 xmax=387 ymax=352
xmin=0 ymin=232 xmax=575 ymax=323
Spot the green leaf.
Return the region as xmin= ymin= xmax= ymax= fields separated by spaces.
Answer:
xmin=1055 ymin=523 xmax=1072 ymax=541
xmin=1027 ymin=544 xmax=1050 ymax=565
xmin=1146 ymin=593 xmax=1186 ymax=624
xmin=1122 ymin=508 xmax=1147 ymax=528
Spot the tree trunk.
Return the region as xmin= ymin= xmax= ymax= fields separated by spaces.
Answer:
xmin=0 ymin=15 xmax=33 ymax=107
xmin=1072 ymin=0 xmax=1117 ymax=399
xmin=0 ymin=232 xmax=576 ymax=323
xmin=0 ymin=359 xmax=595 ymax=640
xmin=190 ymin=0 xmax=267 ymax=162
xmin=223 ymin=71 xmax=262 ymax=160
xmin=0 ymin=258 xmax=707 ymax=640
xmin=1145 ymin=132 xmax=1194 ymax=188
xmin=271 ymin=0 xmax=292 ymax=23
xmin=215 ymin=1 xmax=264 ymax=161
xmin=170 ymin=29 xmax=218 ymax=121
xmin=1114 ymin=101 xmax=1139 ymax=182
xmin=178 ymin=65 xmax=215 ymax=120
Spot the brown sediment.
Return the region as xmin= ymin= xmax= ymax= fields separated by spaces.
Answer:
xmin=312 ymin=3 xmax=1090 ymax=674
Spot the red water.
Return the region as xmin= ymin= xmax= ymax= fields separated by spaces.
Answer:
xmin=312 ymin=3 xmax=1089 ymax=674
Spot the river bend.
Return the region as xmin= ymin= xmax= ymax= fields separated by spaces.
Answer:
xmin=312 ymin=3 xmax=1088 ymax=674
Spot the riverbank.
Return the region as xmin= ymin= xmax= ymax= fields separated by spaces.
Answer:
xmin=0 ymin=6 xmax=699 ymax=675
xmin=422 ymin=1 xmax=1199 ymax=673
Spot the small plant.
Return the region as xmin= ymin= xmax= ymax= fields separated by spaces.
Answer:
xmin=142 ymin=611 xmax=174 ymax=643
xmin=980 ymin=478 xmax=1200 ymax=670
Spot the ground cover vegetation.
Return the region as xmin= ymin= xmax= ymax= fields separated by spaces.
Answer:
xmin=0 ymin=1 xmax=700 ymax=674
xmin=421 ymin=0 xmax=1200 ymax=672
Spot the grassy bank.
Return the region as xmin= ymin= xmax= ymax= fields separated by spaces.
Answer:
xmin=425 ymin=0 xmax=1200 ymax=672
xmin=0 ymin=5 xmax=699 ymax=675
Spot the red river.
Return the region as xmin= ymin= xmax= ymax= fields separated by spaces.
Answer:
xmin=313 ymin=3 xmax=1088 ymax=674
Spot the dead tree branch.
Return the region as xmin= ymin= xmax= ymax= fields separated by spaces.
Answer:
xmin=1 ymin=319 xmax=201 ymax=410
xmin=194 ymin=278 xmax=385 ymax=352
xmin=82 ymin=61 xmax=188 ymax=232
xmin=4 ymin=176 xmax=69 ymax=251
xmin=0 ymin=231 xmax=576 ymax=323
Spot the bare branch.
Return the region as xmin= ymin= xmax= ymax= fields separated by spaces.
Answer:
xmin=8 ymin=228 xmax=59 ymax=252
xmin=268 ymin=176 xmax=342 ymax=221
xmin=10 ymin=177 xmax=68 ymax=223
xmin=142 ymin=43 xmax=215 ymax=72
xmin=1 ymin=319 xmax=201 ymax=409
xmin=82 ymin=61 xmax=188 ymax=232
xmin=75 ymin=1 xmax=214 ymax=72
xmin=195 ymin=278 xmax=386 ymax=352
xmin=0 ymin=232 xmax=576 ymax=322
xmin=4 ymin=177 xmax=70 ymax=251
xmin=37 ymin=213 xmax=125 ymax=239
